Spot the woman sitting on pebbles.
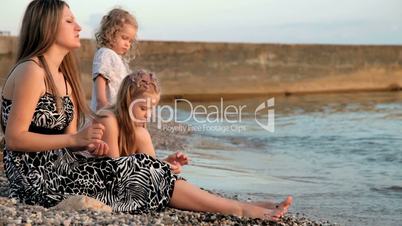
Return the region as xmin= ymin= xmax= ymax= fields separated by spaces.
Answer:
xmin=1 ymin=0 xmax=292 ymax=221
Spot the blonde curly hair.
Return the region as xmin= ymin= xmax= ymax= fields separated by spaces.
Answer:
xmin=95 ymin=8 xmax=138 ymax=59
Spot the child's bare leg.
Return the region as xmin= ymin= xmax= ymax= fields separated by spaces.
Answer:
xmin=169 ymin=180 xmax=284 ymax=220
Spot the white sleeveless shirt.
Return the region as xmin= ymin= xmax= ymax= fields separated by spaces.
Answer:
xmin=90 ymin=47 xmax=131 ymax=111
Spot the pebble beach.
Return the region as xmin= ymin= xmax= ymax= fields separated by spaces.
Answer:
xmin=0 ymin=123 xmax=335 ymax=225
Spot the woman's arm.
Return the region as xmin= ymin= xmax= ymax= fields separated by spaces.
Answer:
xmin=64 ymin=93 xmax=88 ymax=152
xmin=5 ymin=62 xmax=104 ymax=152
xmin=94 ymin=75 xmax=109 ymax=110
xmin=64 ymin=92 xmax=78 ymax=135
xmin=5 ymin=62 xmax=77 ymax=151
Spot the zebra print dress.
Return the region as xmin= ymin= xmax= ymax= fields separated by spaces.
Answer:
xmin=1 ymin=93 xmax=179 ymax=213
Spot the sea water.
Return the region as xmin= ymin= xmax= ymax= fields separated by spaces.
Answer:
xmin=158 ymin=91 xmax=402 ymax=226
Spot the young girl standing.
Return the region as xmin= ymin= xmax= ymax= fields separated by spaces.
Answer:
xmin=96 ymin=69 xmax=293 ymax=220
xmin=91 ymin=8 xmax=137 ymax=111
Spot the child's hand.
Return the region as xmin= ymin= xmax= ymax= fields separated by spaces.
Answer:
xmin=164 ymin=151 xmax=190 ymax=166
xmin=164 ymin=151 xmax=189 ymax=174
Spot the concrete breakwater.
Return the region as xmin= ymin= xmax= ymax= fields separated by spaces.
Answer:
xmin=1 ymin=36 xmax=401 ymax=101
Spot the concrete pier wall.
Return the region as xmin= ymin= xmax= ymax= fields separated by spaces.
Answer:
xmin=1 ymin=36 xmax=401 ymax=100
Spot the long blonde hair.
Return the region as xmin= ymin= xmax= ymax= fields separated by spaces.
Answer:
xmin=15 ymin=0 xmax=92 ymax=127
xmin=109 ymin=69 xmax=160 ymax=156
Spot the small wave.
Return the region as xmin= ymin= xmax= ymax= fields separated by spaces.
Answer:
xmin=371 ymin=186 xmax=402 ymax=194
xmin=191 ymin=133 xmax=268 ymax=150
xmin=191 ymin=163 xmax=249 ymax=174
xmin=274 ymin=175 xmax=329 ymax=184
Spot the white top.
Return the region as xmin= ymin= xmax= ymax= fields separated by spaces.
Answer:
xmin=90 ymin=47 xmax=131 ymax=111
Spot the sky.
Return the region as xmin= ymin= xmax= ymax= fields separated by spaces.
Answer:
xmin=0 ymin=0 xmax=401 ymax=45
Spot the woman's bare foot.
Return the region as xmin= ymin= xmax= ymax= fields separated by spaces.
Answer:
xmin=249 ymin=196 xmax=293 ymax=212
xmin=278 ymin=196 xmax=293 ymax=213
xmin=263 ymin=208 xmax=284 ymax=221
xmin=240 ymin=202 xmax=285 ymax=221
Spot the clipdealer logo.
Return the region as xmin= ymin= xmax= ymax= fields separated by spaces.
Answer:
xmin=254 ymin=98 xmax=275 ymax=132
xmin=129 ymin=97 xmax=275 ymax=133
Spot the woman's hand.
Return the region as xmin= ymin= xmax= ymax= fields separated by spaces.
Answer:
xmin=89 ymin=141 xmax=110 ymax=157
xmin=72 ymin=121 xmax=109 ymax=156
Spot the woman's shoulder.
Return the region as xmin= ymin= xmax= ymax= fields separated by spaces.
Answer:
xmin=2 ymin=58 xmax=46 ymax=100
xmin=7 ymin=59 xmax=45 ymax=89
xmin=14 ymin=58 xmax=45 ymax=78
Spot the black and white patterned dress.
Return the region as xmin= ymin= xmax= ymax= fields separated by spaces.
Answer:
xmin=1 ymin=93 xmax=179 ymax=213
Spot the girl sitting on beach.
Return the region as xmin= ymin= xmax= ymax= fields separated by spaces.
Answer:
xmin=94 ymin=69 xmax=293 ymax=220
xmin=96 ymin=69 xmax=188 ymax=173
xmin=91 ymin=8 xmax=137 ymax=111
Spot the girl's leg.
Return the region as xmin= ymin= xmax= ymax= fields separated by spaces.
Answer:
xmin=168 ymin=180 xmax=287 ymax=220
